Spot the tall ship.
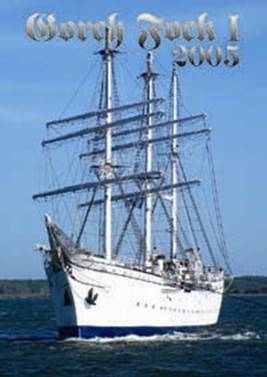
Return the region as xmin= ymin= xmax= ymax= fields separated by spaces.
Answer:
xmin=33 ymin=26 xmax=232 ymax=339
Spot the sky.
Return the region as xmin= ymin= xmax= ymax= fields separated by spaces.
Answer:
xmin=0 ymin=0 xmax=266 ymax=278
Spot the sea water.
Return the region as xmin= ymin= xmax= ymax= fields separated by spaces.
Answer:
xmin=0 ymin=296 xmax=266 ymax=377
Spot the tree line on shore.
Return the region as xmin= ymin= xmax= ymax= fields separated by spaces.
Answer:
xmin=0 ymin=279 xmax=49 ymax=298
xmin=0 ymin=276 xmax=266 ymax=298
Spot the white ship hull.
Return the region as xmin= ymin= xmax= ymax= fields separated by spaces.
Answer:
xmin=45 ymin=256 xmax=224 ymax=338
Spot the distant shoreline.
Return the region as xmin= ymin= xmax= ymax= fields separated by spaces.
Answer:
xmin=228 ymin=293 xmax=267 ymax=297
xmin=1 ymin=293 xmax=267 ymax=300
xmin=0 ymin=276 xmax=267 ymax=300
xmin=0 ymin=294 xmax=49 ymax=300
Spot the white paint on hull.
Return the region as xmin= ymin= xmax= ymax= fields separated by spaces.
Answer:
xmin=46 ymin=258 xmax=224 ymax=330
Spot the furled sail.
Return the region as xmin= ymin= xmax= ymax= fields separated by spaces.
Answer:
xmin=46 ymin=98 xmax=165 ymax=128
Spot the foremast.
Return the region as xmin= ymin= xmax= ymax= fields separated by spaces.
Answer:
xmin=101 ymin=27 xmax=113 ymax=261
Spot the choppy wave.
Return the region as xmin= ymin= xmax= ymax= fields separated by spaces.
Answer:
xmin=0 ymin=311 xmax=8 ymax=317
xmin=63 ymin=329 xmax=262 ymax=344
xmin=0 ymin=328 xmax=263 ymax=344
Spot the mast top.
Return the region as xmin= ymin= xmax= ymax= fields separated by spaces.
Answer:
xmin=98 ymin=26 xmax=119 ymax=58
xmin=147 ymin=51 xmax=153 ymax=76
xmin=140 ymin=51 xmax=158 ymax=81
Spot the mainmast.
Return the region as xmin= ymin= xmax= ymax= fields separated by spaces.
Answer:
xmin=143 ymin=51 xmax=154 ymax=267
xmin=170 ymin=63 xmax=179 ymax=259
xmin=102 ymin=27 xmax=113 ymax=261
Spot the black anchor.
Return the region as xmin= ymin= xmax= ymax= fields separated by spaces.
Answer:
xmin=85 ymin=288 xmax=98 ymax=305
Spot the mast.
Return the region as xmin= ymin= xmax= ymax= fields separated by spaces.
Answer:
xmin=102 ymin=27 xmax=113 ymax=261
xmin=143 ymin=51 xmax=154 ymax=267
xmin=170 ymin=63 xmax=179 ymax=259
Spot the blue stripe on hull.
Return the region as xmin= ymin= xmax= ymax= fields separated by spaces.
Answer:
xmin=58 ymin=326 xmax=194 ymax=339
